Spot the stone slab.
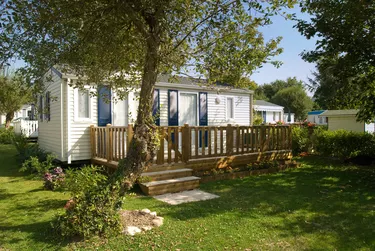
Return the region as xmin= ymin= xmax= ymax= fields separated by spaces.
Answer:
xmin=153 ymin=189 xmax=219 ymax=205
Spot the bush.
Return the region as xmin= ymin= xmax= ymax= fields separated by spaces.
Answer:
xmin=314 ymin=130 xmax=375 ymax=158
xmin=0 ymin=128 xmax=14 ymax=144
xmin=19 ymin=153 xmax=56 ymax=175
xmin=44 ymin=167 xmax=65 ymax=190
xmin=291 ymin=126 xmax=310 ymax=155
xmin=13 ymin=134 xmax=49 ymax=163
xmin=55 ymin=165 xmax=122 ymax=238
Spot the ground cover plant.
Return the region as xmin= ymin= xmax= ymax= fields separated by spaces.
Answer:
xmin=0 ymin=144 xmax=374 ymax=250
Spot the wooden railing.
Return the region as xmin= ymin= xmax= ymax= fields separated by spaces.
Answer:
xmin=90 ymin=124 xmax=292 ymax=165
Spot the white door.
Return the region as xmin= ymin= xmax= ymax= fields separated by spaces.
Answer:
xmin=179 ymin=93 xmax=197 ymax=126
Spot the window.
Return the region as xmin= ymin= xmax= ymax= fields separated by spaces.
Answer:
xmin=77 ymin=89 xmax=90 ymax=119
xmin=39 ymin=95 xmax=43 ymax=121
xmin=273 ymin=112 xmax=276 ymax=121
xmin=45 ymin=91 xmax=51 ymax=121
xmin=227 ymin=97 xmax=234 ymax=119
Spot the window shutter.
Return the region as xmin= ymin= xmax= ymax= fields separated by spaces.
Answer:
xmin=153 ymin=89 xmax=160 ymax=126
xmin=98 ymin=86 xmax=111 ymax=126
xmin=45 ymin=92 xmax=51 ymax=121
xmin=168 ymin=90 xmax=178 ymax=126
xmin=39 ymin=95 xmax=43 ymax=121
xmin=199 ymin=92 xmax=208 ymax=147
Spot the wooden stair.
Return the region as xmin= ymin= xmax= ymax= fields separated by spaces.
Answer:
xmin=139 ymin=167 xmax=200 ymax=196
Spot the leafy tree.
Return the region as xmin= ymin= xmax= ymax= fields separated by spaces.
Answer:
xmin=0 ymin=74 xmax=32 ymax=128
xmin=1 ymin=0 xmax=297 ymax=236
xmin=307 ymin=59 xmax=361 ymax=110
xmin=255 ymin=77 xmax=304 ymax=101
xmin=297 ymin=0 xmax=375 ymax=122
xmin=271 ymin=85 xmax=313 ymax=121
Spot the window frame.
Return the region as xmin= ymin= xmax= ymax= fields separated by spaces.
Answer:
xmin=178 ymin=91 xmax=199 ymax=126
xmin=74 ymin=87 xmax=92 ymax=122
xmin=226 ymin=96 xmax=235 ymax=120
xmin=44 ymin=91 xmax=51 ymax=121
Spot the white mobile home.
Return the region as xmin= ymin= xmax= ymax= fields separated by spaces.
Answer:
xmin=38 ymin=68 xmax=254 ymax=163
xmin=253 ymin=100 xmax=284 ymax=124
xmin=320 ymin=109 xmax=375 ymax=133
xmin=307 ymin=110 xmax=327 ymax=125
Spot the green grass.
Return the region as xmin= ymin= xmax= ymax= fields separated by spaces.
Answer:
xmin=1 ymin=144 xmax=374 ymax=250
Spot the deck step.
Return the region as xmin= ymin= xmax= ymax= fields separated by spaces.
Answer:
xmin=140 ymin=168 xmax=193 ymax=181
xmin=139 ymin=176 xmax=200 ymax=196
xmin=144 ymin=162 xmax=186 ymax=173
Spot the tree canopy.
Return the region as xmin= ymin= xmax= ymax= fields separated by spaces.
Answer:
xmin=255 ymin=77 xmax=303 ymax=101
xmin=272 ymin=85 xmax=313 ymax=120
xmin=297 ymin=0 xmax=375 ymax=122
xmin=0 ymin=74 xmax=32 ymax=128
xmin=255 ymin=77 xmax=312 ymax=121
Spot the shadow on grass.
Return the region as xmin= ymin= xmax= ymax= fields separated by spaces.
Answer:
xmin=160 ymin=156 xmax=375 ymax=249
xmin=0 ymin=221 xmax=71 ymax=248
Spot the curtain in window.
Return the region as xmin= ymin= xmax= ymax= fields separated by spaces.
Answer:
xmin=78 ymin=90 xmax=89 ymax=118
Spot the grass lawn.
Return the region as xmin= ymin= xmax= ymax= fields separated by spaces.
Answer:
xmin=1 ymin=144 xmax=374 ymax=250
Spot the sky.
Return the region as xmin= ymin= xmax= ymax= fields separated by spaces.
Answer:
xmin=251 ymin=7 xmax=318 ymax=86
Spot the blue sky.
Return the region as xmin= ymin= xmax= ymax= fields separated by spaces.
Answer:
xmin=251 ymin=7 xmax=318 ymax=86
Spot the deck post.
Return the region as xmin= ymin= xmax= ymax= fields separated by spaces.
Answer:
xmin=90 ymin=125 xmax=96 ymax=159
xmin=226 ymin=124 xmax=233 ymax=156
xmin=260 ymin=124 xmax=265 ymax=152
xmin=106 ymin=124 xmax=112 ymax=162
xmin=182 ymin=124 xmax=190 ymax=162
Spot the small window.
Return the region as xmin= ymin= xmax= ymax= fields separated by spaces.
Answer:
xmin=273 ymin=112 xmax=276 ymax=121
xmin=39 ymin=95 xmax=43 ymax=121
xmin=45 ymin=91 xmax=51 ymax=121
xmin=227 ymin=97 xmax=234 ymax=119
xmin=78 ymin=89 xmax=90 ymax=119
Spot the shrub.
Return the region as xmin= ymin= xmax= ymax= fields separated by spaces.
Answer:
xmin=13 ymin=134 xmax=49 ymax=163
xmin=55 ymin=165 xmax=121 ymax=238
xmin=0 ymin=128 xmax=14 ymax=144
xmin=19 ymin=153 xmax=56 ymax=175
xmin=44 ymin=167 xmax=65 ymax=190
xmin=314 ymin=130 xmax=375 ymax=158
xmin=291 ymin=126 xmax=310 ymax=155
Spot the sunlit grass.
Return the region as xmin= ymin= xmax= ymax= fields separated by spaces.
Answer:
xmin=1 ymin=144 xmax=374 ymax=250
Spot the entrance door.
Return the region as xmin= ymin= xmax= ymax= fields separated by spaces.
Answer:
xmin=179 ymin=93 xmax=197 ymax=126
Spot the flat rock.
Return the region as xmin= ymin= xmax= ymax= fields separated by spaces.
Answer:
xmin=140 ymin=208 xmax=151 ymax=214
xmin=124 ymin=226 xmax=142 ymax=236
xmin=153 ymin=189 xmax=219 ymax=205
xmin=152 ymin=217 xmax=164 ymax=227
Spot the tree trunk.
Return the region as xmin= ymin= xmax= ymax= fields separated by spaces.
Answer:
xmin=5 ymin=112 xmax=14 ymax=129
xmin=113 ymin=26 xmax=160 ymax=194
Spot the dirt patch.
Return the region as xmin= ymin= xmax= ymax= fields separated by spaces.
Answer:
xmin=119 ymin=210 xmax=156 ymax=228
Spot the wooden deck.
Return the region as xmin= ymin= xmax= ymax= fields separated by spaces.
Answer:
xmin=90 ymin=124 xmax=293 ymax=171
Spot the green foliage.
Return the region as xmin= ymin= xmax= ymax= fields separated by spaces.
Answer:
xmin=252 ymin=111 xmax=263 ymax=125
xmin=291 ymin=126 xmax=310 ymax=155
xmin=13 ymin=135 xmax=49 ymax=163
xmin=0 ymin=74 xmax=33 ymax=128
xmin=64 ymin=165 xmax=108 ymax=195
xmin=55 ymin=165 xmax=121 ymax=238
xmin=271 ymin=85 xmax=313 ymax=121
xmin=314 ymin=130 xmax=375 ymax=159
xmin=0 ymin=127 xmax=14 ymax=144
xmin=297 ymin=0 xmax=375 ymax=122
xmin=19 ymin=154 xmax=56 ymax=175
xmin=255 ymin=77 xmax=304 ymax=101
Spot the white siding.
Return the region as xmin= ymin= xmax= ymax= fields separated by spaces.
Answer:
xmin=38 ymin=70 xmax=63 ymax=160
xmin=66 ymin=82 xmax=98 ymax=162
xmin=328 ymin=116 xmax=364 ymax=132
xmin=153 ymin=87 xmax=251 ymax=126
